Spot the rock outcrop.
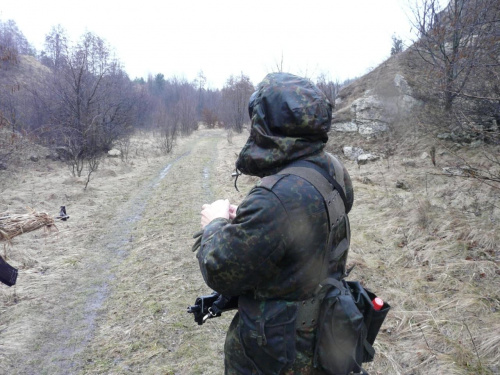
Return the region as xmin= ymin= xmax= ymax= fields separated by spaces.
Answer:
xmin=342 ymin=146 xmax=380 ymax=165
xmin=107 ymin=149 xmax=121 ymax=157
xmin=332 ymin=73 xmax=422 ymax=136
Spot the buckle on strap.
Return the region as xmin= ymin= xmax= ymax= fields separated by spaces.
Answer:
xmin=296 ymin=297 xmax=321 ymax=328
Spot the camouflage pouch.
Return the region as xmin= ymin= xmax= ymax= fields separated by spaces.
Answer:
xmin=238 ymin=295 xmax=297 ymax=374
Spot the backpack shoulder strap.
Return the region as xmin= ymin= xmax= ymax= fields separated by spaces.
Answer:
xmin=278 ymin=163 xmax=350 ymax=279
xmin=280 ymin=158 xmax=348 ymax=209
xmin=256 ymin=174 xmax=287 ymax=191
xmin=278 ymin=165 xmax=346 ymax=229
xmin=329 ymin=155 xmax=347 ymax=200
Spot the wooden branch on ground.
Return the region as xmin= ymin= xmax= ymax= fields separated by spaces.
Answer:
xmin=0 ymin=208 xmax=57 ymax=242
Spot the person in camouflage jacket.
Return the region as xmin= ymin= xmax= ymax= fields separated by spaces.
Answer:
xmin=196 ymin=72 xmax=354 ymax=374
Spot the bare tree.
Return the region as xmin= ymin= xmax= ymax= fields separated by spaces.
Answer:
xmin=41 ymin=31 xmax=134 ymax=176
xmin=274 ymin=52 xmax=285 ymax=73
xmin=0 ymin=19 xmax=33 ymax=137
xmin=40 ymin=25 xmax=67 ymax=70
xmin=83 ymin=152 xmax=101 ymax=190
xmin=176 ymin=80 xmax=198 ymax=135
xmin=409 ymin=0 xmax=499 ymax=111
xmin=195 ymin=70 xmax=206 ymax=117
xmin=220 ymin=73 xmax=254 ymax=133
xmin=315 ymin=73 xmax=338 ymax=108
xmin=201 ymin=107 xmax=219 ymax=128
xmin=391 ymin=34 xmax=404 ymax=55
xmin=409 ymin=0 xmax=500 ymax=188
xmin=0 ymin=19 xmax=34 ymax=69
xmin=200 ymin=87 xmax=221 ymax=128
xmin=153 ymin=105 xmax=178 ymax=154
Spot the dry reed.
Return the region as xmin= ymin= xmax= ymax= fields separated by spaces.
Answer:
xmin=0 ymin=208 xmax=56 ymax=242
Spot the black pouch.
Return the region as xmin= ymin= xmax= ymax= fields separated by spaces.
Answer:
xmin=238 ymin=295 xmax=297 ymax=375
xmin=347 ymin=281 xmax=390 ymax=363
xmin=313 ymin=278 xmax=365 ymax=374
xmin=313 ymin=279 xmax=390 ymax=374
xmin=0 ymin=256 xmax=18 ymax=287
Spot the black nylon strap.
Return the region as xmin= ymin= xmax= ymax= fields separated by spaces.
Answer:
xmin=364 ymin=339 xmax=376 ymax=359
xmin=317 ymin=277 xmax=345 ymax=294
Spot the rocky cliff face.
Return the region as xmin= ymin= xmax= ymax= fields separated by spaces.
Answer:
xmin=332 ymin=72 xmax=422 ymax=136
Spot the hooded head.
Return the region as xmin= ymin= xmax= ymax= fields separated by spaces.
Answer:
xmin=236 ymin=72 xmax=332 ymax=177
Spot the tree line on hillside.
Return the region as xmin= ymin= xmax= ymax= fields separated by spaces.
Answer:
xmin=409 ymin=0 xmax=499 ymax=138
xmin=0 ymin=19 xmax=346 ymax=181
xmin=4 ymin=0 xmax=496 ymax=185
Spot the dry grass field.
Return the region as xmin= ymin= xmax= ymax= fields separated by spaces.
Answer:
xmin=0 ymin=125 xmax=499 ymax=374
xmin=328 ymin=140 xmax=499 ymax=375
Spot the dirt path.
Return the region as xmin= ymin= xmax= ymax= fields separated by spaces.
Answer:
xmin=75 ymin=130 xmax=256 ymax=374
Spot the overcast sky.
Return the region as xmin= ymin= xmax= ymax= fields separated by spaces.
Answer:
xmin=1 ymin=0 xmax=415 ymax=88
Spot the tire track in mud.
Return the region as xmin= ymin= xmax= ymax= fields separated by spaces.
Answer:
xmin=202 ymin=148 xmax=217 ymax=204
xmin=75 ymin=130 xmax=230 ymax=374
xmin=16 ymin=150 xmax=193 ymax=374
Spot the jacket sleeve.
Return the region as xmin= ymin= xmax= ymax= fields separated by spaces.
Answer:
xmin=196 ymin=187 xmax=290 ymax=296
xmin=343 ymin=164 xmax=354 ymax=214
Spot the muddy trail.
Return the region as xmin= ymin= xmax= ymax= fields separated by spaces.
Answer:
xmin=0 ymin=129 xmax=253 ymax=374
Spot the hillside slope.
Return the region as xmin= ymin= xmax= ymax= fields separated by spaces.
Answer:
xmin=324 ymin=43 xmax=499 ymax=374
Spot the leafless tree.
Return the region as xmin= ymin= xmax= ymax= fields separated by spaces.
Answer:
xmin=409 ymin=0 xmax=500 ymax=188
xmin=115 ymin=136 xmax=131 ymax=163
xmin=0 ymin=19 xmax=33 ymax=136
xmin=315 ymin=73 xmax=339 ymax=108
xmin=220 ymin=73 xmax=254 ymax=133
xmin=274 ymin=52 xmax=285 ymax=73
xmin=176 ymin=80 xmax=198 ymax=135
xmin=83 ymin=152 xmax=101 ymax=190
xmin=40 ymin=25 xmax=67 ymax=70
xmin=0 ymin=82 xmax=21 ymax=134
xmin=0 ymin=19 xmax=34 ymax=69
xmin=41 ymin=31 xmax=135 ymax=176
xmin=409 ymin=0 xmax=499 ymax=111
xmin=200 ymin=87 xmax=222 ymax=128
xmin=195 ymin=70 xmax=207 ymax=117
xmin=201 ymin=107 xmax=219 ymax=128
xmin=153 ymin=105 xmax=178 ymax=154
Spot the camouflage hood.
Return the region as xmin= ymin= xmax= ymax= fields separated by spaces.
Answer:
xmin=236 ymin=72 xmax=332 ymax=177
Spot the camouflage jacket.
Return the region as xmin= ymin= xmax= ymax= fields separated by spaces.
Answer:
xmin=196 ymin=73 xmax=354 ymax=374
xmin=198 ymin=72 xmax=353 ymax=299
xmin=197 ymin=151 xmax=353 ymax=300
